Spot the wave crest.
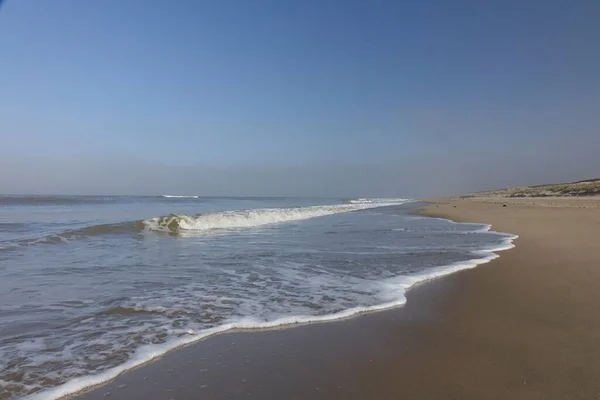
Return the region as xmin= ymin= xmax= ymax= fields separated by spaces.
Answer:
xmin=143 ymin=202 xmax=409 ymax=234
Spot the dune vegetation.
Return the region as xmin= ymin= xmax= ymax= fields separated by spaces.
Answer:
xmin=475 ymin=179 xmax=600 ymax=197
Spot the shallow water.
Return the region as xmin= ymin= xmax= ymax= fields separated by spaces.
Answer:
xmin=0 ymin=196 xmax=515 ymax=399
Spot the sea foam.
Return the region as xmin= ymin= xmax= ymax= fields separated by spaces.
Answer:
xmin=25 ymin=221 xmax=518 ymax=400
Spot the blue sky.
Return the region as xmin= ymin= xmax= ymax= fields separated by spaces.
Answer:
xmin=0 ymin=0 xmax=599 ymax=195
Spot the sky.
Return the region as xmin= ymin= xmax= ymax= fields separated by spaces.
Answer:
xmin=0 ymin=0 xmax=599 ymax=197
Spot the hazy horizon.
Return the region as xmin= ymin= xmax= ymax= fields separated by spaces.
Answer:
xmin=1 ymin=1 xmax=599 ymax=197
xmin=2 ymin=147 xmax=598 ymax=198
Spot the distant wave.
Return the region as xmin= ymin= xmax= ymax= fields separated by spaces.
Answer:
xmin=161 ymin=195 xmax=199 ymax=199
xmin=346 ymin=197 xmax=411 ymax=205
xmin=0 ymin=195 xmax=119 ymax=206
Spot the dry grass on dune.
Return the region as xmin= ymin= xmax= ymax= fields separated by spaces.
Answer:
xmin=471 ymin=179 xmax=600 ymax=198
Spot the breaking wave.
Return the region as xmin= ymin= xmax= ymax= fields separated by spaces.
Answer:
xmin=161 ymin=195 xmax=199 ymax=199
xmin=11 ymin=200 xmax=412 ymax=246
xmin=143 ymin=201 xmax=409 ymax=233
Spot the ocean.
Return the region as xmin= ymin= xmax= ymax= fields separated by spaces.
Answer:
xmin=0 ymin=195 xmax=516 ymax=399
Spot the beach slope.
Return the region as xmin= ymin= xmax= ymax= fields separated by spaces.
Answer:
xmin=73 ymin=197 xmax=600 ymax=400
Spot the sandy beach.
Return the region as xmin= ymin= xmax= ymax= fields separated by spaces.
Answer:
xmin=73 ymin=197 xmax=600 ymax=400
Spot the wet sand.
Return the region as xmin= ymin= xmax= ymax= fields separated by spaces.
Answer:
xmin=74 ymin=197 xmax=600 ymax=400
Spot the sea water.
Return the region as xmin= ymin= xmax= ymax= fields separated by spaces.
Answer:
xmin=0 ymin=196 xmax=516 ymax=399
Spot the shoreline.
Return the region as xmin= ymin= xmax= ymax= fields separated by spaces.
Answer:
xmin=52 ymin=197 xmax=600 ymax=399
xmin=29 ymin=202 xmax=517 ymax=400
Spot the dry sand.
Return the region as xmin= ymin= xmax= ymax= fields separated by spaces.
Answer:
xmin=75 ymin=197 xmax=600 ymax=400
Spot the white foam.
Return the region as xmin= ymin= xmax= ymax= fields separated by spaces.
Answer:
xmin=348 ymin=197 xmax=409 ymax=204
xmin=144 ymin=201 xmax=412 ymax=233
xmin=23 ymin=298 xmax=406 ymax=400
xmin=161 ymin=195 xmax=199 ymax=199
xmin=25 ymin=220 xmax=518 ymax=400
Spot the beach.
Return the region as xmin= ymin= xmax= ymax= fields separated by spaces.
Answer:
xmin=4 ymin=1 xmax=599 ymax=399
xmin=68 ymin=196 xmax=600 ymax=400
